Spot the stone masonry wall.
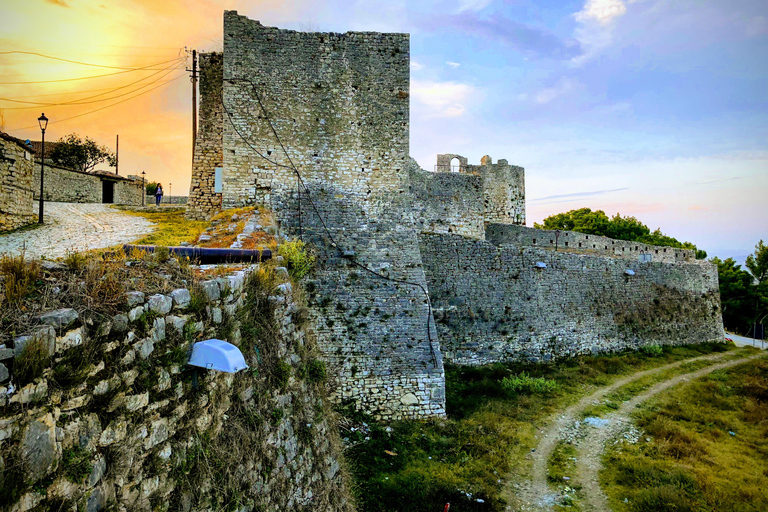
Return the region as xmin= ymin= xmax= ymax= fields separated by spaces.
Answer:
xmin=407 ymin=158 xmax=484 ymax=239
xmin=475 ymin=157 xmax=525 ymax=226
xmin=31 ymin=164 xmax=142 ymax=205
xmin=429 ymin=154 xmax=525 ymax=229
xmin=0 ymin=265 xmax=351 ymax=512
xmin=0 ymin=135 xmax=36 ymax=232
xmin=487 ymin=223 xmax=696 ymax=263
xmin=420 ymin=232 xmax=724 ymax=366
xmin=221 ymin=11 xmax=445 ymax=420
xmin=187 ymin=52 xmax=223 ymax=220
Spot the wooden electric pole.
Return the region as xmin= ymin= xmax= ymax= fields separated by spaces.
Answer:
xmin=115 ymin=134 xmax=119 ymax=175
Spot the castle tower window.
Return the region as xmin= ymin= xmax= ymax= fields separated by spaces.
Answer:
xmin=565 ymin=242 xmax=568 ymax=247
xmin=655 ymin=250 xmax=659 ymax=254
xmin=532 ymin=239 xmax=536 ymax=244
xmin=579 ymin=243 xmax=582 ymax=248
xmin=550 ymin=240 xmax=554 ymax=244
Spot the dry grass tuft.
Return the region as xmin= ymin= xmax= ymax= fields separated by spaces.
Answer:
xmin=0 ymin=252 xmax=40 ymax=304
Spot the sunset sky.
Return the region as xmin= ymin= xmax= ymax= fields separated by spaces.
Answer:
xmin=1 ymin=0 xmax=766 ymax=262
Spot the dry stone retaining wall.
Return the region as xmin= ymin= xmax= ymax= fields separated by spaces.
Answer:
xmin=0 ymin=266 xmax=351 ymax=512
xmin=419 ymin=232 xmax=724 ymax=366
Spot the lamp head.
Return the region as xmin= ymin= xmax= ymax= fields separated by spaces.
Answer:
xmin=38 ymin=113 xmax=48 ymax=132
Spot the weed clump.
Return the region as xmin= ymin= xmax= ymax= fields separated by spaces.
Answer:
xmin=62 ymin=446 xmax=92 ymax=483
xmin=14 ymin=336 xmax=50 ymax=386
xmin=0 ymin=253 xmax=40 ymax=304
xmin=501 ymin=372 xmax=559 ymax=395
xmin=640 ymin=344 xmax=664 ymax=357
xmin=278 ymin=239 xmax=316 ymax=280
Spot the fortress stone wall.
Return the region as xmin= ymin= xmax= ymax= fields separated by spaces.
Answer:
xmin=187 ymin=11 xmax=724 ymax=419
xmin=219 ymin=11 xmax=444 ymax=420
xmin=187 ymin=52 xmax=224 ymax=220
xmin=0 ymin=133 xmax=36 ymax=232
xmin=487 ymin=223 xmax=696 ymax=263
xmin=420 ymin=231 xmax=724 ymax=366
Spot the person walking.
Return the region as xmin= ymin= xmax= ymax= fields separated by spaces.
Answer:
xmin=155 ymin=183 xmax=164 ymax=207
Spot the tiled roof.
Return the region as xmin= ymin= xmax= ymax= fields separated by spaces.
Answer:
xmin=0 ymin=131 xmax=36 ymax=154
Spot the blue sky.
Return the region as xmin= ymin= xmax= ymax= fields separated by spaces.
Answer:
xmin=243 ymin=0 xmax=768 ymax=261
xmin=2 ymin=0 xmax=765 ymax=262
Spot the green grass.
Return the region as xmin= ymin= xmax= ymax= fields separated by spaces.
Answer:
xmin=548 ymin=441 xmax=579 ymax=484
xmin=115 ymin=206 xmax=207 ymax=247
xmin=601 ymin=354 xmax=768 ymax=512
xmin=347 ymin=341 xmax=739 ymax=512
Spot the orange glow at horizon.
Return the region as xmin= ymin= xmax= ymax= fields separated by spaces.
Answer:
xmin=0 ymin=0 xmax=285 ymax=195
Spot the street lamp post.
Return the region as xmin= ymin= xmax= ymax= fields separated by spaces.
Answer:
xmin=555 ymin=229 xmax=561 ymax=252
xmin=37 ymin=113 xmax=48 ymax=224
xmin=141 ymin=171 xmax=146 ymax=207
xmin=169 ymin=182 xmax=172 ymax=203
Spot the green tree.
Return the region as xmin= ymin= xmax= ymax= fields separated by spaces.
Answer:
xmin=145 ymin=181 xmax=159 ymax=195
xmin=49 ymin=133 xmax=116 ymax=173
xmin=745 ymin=240 xmax=768 ymax=336
xmin=711 ymin=257 xmax=755 ymax=334
xmin=535 ymin=208 xmax=705 ymax=258
xmin=745 ymin=240 xmax=768 ymax=285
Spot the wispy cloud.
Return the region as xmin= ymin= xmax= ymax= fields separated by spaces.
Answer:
xmin=411 ymin=79 xmax=479 ymax=118
xmin=421 ymin=14 xmax=581 ymax=60
xmin=456 ymin=0 xmax=494 ymax=13
xmin=446 ymin=61 xmax=460 ymax=68
xmin=694 ymin=176 xmax=742 ymax=185
xmin=530 ymin=187 xmax=629 ymax=203
xmin=575 ymin=0 xmax=627 ymax=26
xmin=410 ymin=60 xmax=424 ymax=71
xmin=533 ymin=77 xmax=581 ymax=104
xmin=46 ymin=0 xmax=71 ymax=7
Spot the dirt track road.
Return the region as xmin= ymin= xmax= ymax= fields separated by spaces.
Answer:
xmin=507 ymin=349 xmax=767 ymax=511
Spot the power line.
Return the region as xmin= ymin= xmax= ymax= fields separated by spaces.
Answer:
xmin=9 ymin=72 xmax=187 ymax=131
xmin=0 ymin=50 xmax=181 ymax=70
xmin=0 ymin=56 xmax=183 ymax=85
xmin=0 ymin=62 xmax=186 ymax=109
xmin=222 ymin=77 xmax=439 ymax=367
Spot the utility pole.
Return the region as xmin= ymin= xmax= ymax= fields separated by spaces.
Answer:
xmin=115 ymin=134 xmax=119 ymax=175
xmin=190 ymin=49 xmax=198 ymax=159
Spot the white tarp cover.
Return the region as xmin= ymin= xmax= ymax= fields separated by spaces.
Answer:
xmin=188 ymin=338 xmax=248 ymax=373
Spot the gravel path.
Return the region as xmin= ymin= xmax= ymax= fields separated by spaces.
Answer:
xmin=506 ymin=349 xmax=764 ymax=511
xmin=0 ymin=202 xmax=154 ymax=260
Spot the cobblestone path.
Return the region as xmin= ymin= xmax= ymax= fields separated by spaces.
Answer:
xmin=0 ymin=202 xmax=155 ymax=260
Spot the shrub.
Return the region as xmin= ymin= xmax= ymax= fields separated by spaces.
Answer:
xmin=278 ymin=239 xmax=316 ymax=280
xmin=501 ymin=372 xmax=559 ymax=395
xmin=640 ymin=344 xmax=664 ymax=357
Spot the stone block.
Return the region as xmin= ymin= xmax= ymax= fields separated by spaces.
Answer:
xmin=125 ymin=393 xmax=149 ymax=412
xmin=39 ymin=308 xmax=79 ymax=330
xmin=56 ymin=327 xmax=84 ymax=353
xmin=113 ymin=314 xmax=129 ymax=332
xmin=133 ymin=338 xmax=154 ymax=359
xmin=148 ymin=294 xmax=173 ymax=315
xmin=0 ymin=363 xmax=8 ymax=382
xmin=126 ymin=291 xmax=145 ymax=307
xmin=166 ymin=315 xmax=188 ymax=334
xmin=201 ymin=280 xmax=220 ymax=301
xmin=151 ymin=317 xmax=166 ymax=342
xmin=21 ymin=413 xmax=60 ymax=481
xmin=128 ymin=306 xmax=144 ymax=322
xmin=170 ymin=288 xmax=191 ymax=309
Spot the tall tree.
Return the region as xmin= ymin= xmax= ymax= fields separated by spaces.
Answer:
xmin=49 ymin=133 xmax=116 ymax=173
xmin=534 ymin=208 xmax=704 ymax=257
xmin=711 ymin=257 xmax=756 ymax=334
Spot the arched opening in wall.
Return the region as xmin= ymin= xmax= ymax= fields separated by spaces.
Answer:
xmin=451 ymin=157 xmax=460 ymax=172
